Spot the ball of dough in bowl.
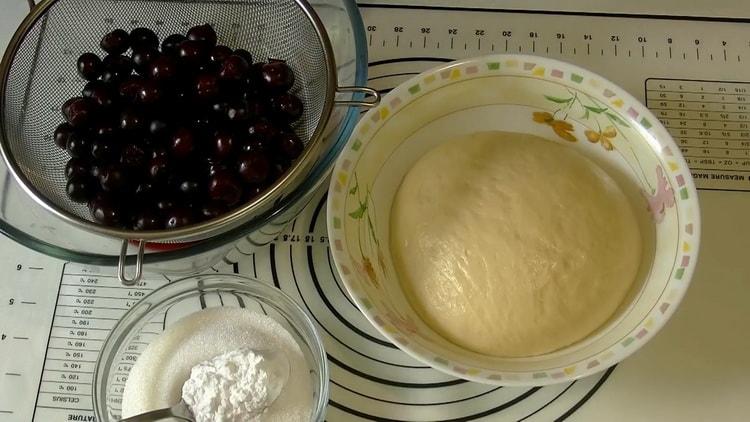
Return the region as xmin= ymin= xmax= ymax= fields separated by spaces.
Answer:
xmin=390 ymin=131 xmax=642 ymax=357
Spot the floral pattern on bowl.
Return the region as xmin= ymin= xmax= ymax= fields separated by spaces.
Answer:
xmin=327 ymin=54 xmax=700 ymax=386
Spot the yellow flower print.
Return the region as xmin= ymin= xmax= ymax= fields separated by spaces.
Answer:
xmin=532 ymin=111 xmax=553 ymax=124
xmin=533 ymin=111 xmax=578 ymax=143
xmin=359 ymin=257 xmax=378 ymax=288
xmin=584 ymin=126 xmax=617 ymax=151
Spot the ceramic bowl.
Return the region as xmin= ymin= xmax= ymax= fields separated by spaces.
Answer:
xmin=326 ymin=54 xmax=700 ymax=386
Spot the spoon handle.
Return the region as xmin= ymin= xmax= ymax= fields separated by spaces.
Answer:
xmin=119 ymin=403 xmax=193 ymax=422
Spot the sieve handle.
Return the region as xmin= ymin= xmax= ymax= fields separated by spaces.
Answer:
xmin=27 ymin=0 xmax=36 ymax=11
xmin=118 ymin=240 xmax=145 ymax=286
xmin=334 ymin=86 xmax=380 ymax=108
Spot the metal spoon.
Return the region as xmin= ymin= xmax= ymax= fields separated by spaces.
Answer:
xmin=120 ymin=349 xmax=290 ymax=422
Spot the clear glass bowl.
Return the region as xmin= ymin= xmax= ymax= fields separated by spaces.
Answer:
xmin=93 ymin=274 xmax=329 ymax=421
xmin=0 ymin=0 xmax=368 ymax=274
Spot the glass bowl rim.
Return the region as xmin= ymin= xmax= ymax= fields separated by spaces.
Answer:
xmin=92 ymin=273 xmax=330 ymax=421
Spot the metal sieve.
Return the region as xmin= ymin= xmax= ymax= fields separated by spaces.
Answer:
xmin=0 ymin=0 xmax=378 ymax=284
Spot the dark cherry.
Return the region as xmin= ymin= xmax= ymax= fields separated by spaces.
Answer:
xmin=205 ymin=161 xmax=229 ymax=178
xmin=210 ymin=45 xmax=232 ymax=63
xmin=119 ymin=108 xmax=145 ymax=132
xmin=234 ymin=49 xmax=253 ymax=65
xmin=151 ymin=147 xmax=169 ymax=159
xmin=139 ymin=134 xmax=158 ymax=149
xmin=170 ymin=84 xmax=192 ymax=107
xmin=90 ymin=163 xmax=104 ymax=179
xmin=129 ymin=27 xmax=158 ymax=50
xmin=237 ymin=151 xmax=270 ymax=184
xmin=120 ymin=143 xmax=147 ymax=168
xmin=92 ymin=120 xmax=117 ymax=139
xmin=149 ymin=55 xmax=178 ymax=81
xmin=260 ymin=61 xmax=294 ymax=92
xmin=100 ymin=69 xmax=124 ymax=85
xmin=62 ymin=97 xmax=95 ymax=127
xmin=103 ymin=54 xmax=134 ymax=76
xmin=118 ymin=76 xmax=145 ymax=102
xmin=100 ymin=68 xmax=130 ymax=85
xmin=191 ymin=115 xmax=217 ymax=138
xmin=209 ymin=100 xmax=229 ymax=117
xmin=161 ymin=33 xmax=186 ymax=56
xmin=212 ymin=130 xmax=235 ymax=159
xmin=133 ymin=209 xmax=162 ymax=230
xmin=200 ymin=202 xmax=226 ymax=220
xmin=195 ymin=73 xmax=220 ymax=99
xmin=65 ymin=158 xmax=89 ymax=179
xmin=90 ymin=196 xmax=122 ymax=226
xmin=66 ymin=176 xmax=95 ymax=203
xmin=131 ymin=47 xmax=159 ymax=75
xmin=164 ymin=207 xmax=195 ymax=229
xmin=197 ymin=61 xmax=220 ymax=74
xmin=218 ymin=54 xmax=249 ymax=81
xmin=245 ymin=184 xmax=265 ymax=200
xmin=187 ymin=24 xmax=217 ymax=48
xmin=155 ymin=198 xmax=176 ymax=211
xmin=240 ymin=76 xmax=260 ymax=99
xmin=177 ymin=177 xmax=203 ymax=199
xmin=246 ymin=99 xmax=267 ymax=120
xmin=54 ymin=122 xmax=74 ymax=149
xmin=100 ymin=29 xmax=130 ymax=55
xmin=249 ymin=61 xmax=264 ymax=79
xmin=66 ymin=133 xmax=91 ymax=159
xmin=240 ymin=138 xmax=268 ymax=154
xmin=178 ymin=40 xmax=208 ymax=66
xmin=82 ymin=80 xmax=101 ymax=97
xmin=226 ymin=101 xmax=249 ymax=122
xmin=247 ymin=119 xmax=279 ymax=141
xmin=76 ymin=53 xmax=102 ymax=81
xmin=270 ymin=93 xmax=303 ymax=121
xmin=148 ymin=118 xmax=170 ymax=138
xmin=84 ymin=82 xmax=116 ymax=109
xmin=170 ymin=127 xmax=195 ymax=158
xmin=277 ymin=131 xmax=304 ymax=159
xmin=136 ymin=79 xmax=162 ymax=105
xmin=91 ymin=138 xmax=119 ymax=161
xmin=270 ymin=159 xmax=290 ymax=180
xmin=98 ymin=164 xmax=128 ymax=192
xmin=133 ymin=181 xmax=155 ymax=200
xmin=207 ymin=171 xmax=242 ymax=206
xmin=148 ymin=155 xmax=170 ymax=181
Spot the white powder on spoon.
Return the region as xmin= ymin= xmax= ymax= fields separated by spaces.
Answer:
xmin=121 ymin=307 xmax=314 ymax=421
xmin=182 ymin=348 xmax=272 ymax=422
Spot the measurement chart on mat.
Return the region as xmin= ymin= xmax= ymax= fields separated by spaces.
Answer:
xmin=360 ymin=4 xmax=750 ymax=191
xmin=646 ymin=79 xmax=750 ymax=190
xmin=33 ymin=269 xmax=166 ymax=420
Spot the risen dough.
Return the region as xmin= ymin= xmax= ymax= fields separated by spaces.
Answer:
xmin=390 ymin=131 xmax=642 ymax=357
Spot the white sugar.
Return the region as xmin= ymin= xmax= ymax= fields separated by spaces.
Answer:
xmin=121 ymin=307 xmax=314 ymax=421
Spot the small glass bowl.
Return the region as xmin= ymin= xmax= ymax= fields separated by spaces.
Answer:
xmin=93 ymin=274 xmax=328 ymax=421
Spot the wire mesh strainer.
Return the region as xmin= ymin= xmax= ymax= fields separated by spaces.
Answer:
xmin=0 ymin=0 xmax=378 ymax=284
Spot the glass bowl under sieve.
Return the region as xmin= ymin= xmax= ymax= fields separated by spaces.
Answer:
xmin=0 ymin=0 xmax=370 ymax=282
xmin=93 ymin=273 xmax=329 ymax=421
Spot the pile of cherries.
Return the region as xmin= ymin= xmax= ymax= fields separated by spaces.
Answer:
xmin=53 ymin=24 xmax=305 ymax=231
